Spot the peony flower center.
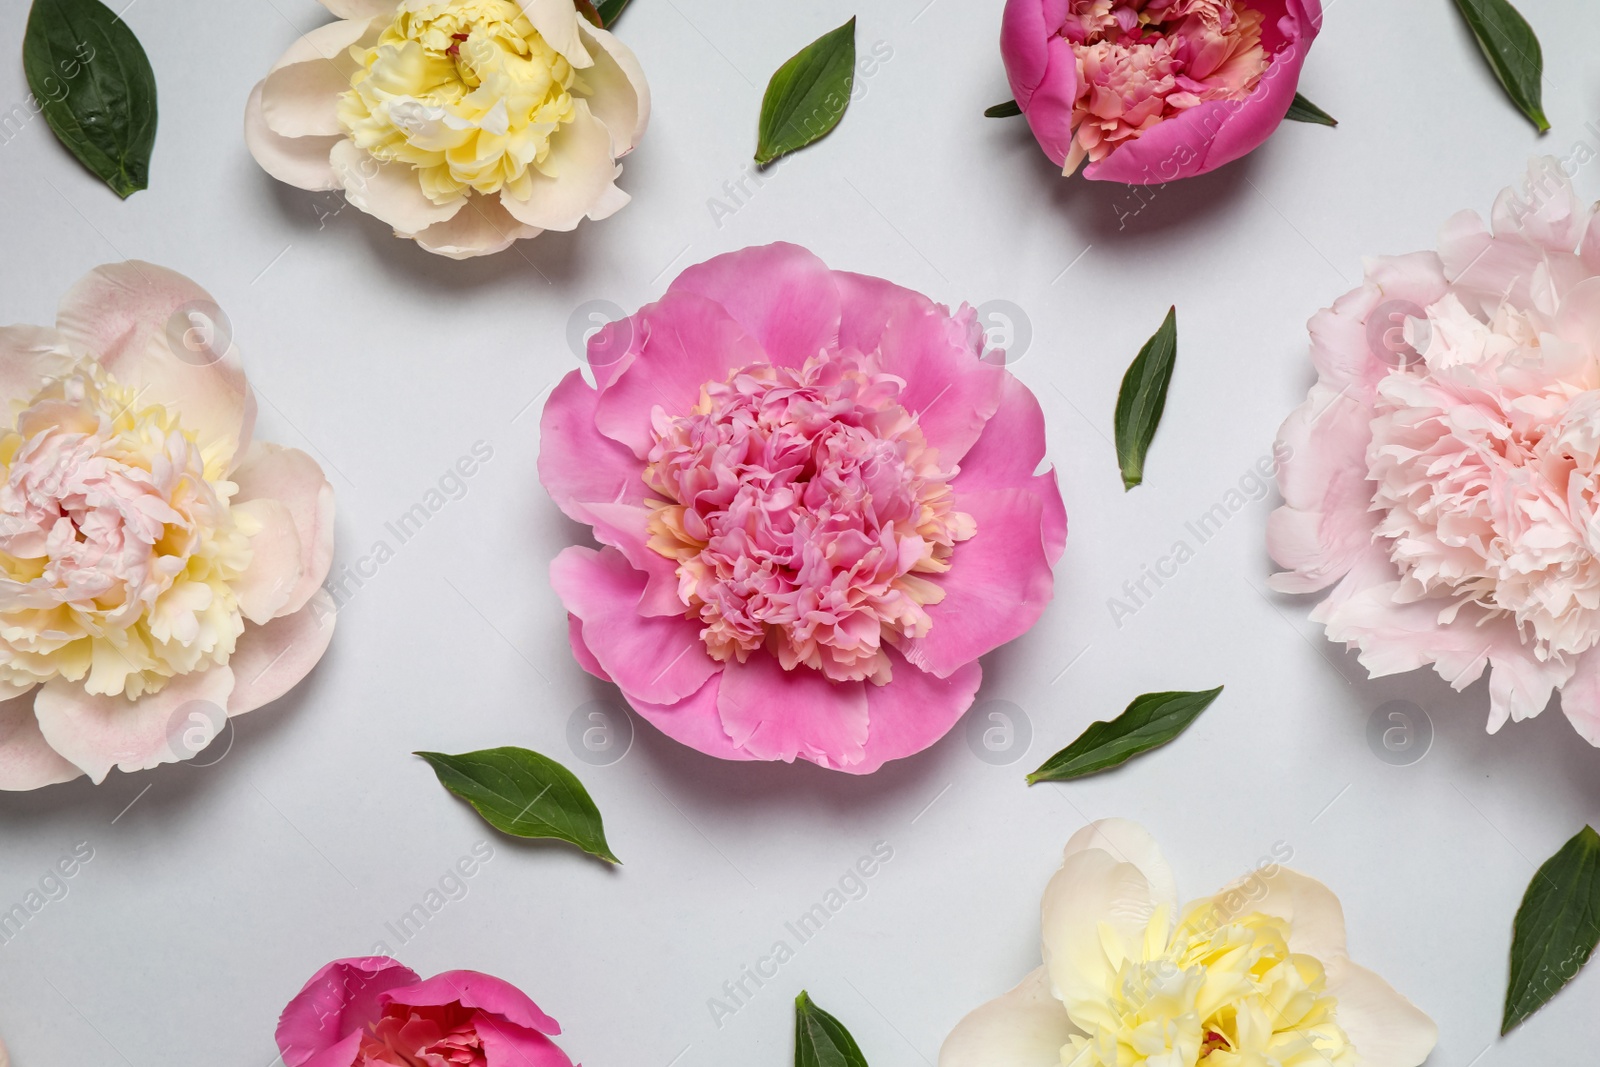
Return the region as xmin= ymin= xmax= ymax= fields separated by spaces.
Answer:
xmin=1368 ymin=294 xmax=1600 ymax=661
xmin=1065 ymin=905 xmax=1355 ymax=1066
xmin=359 ymin=1003 xmax=487 ymax=1066
xmin=642 ymin=353 xmax=976 ymax=685
xmin=0 ymin=363 xmax=252 ymax=699
xmin=1059 ymin=0 xmax=1269 ymax=172
xmin=338 ymin=0 xmax=580 ymax=205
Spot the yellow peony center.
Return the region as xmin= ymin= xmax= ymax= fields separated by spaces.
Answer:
xmin=338 ymin=0 xmax=581 ymax=205
xmin=1065 ymin=904 xmax=1356 ymax=1067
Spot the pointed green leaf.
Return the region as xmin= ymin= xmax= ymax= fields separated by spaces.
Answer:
xmin=1283 ymin=92 xmax=1337 ymax=127
xmin=1028 ymin=687 xmax=1223 ymax=784
xmin=985 ymin=99 xmax=1023 ymax=118
xmin=1503 ymin=825 xmax=1600 ymax=1033
xmin=595 ymin=0 xmax=631 ymax=27
xmin=755 ymin=17 xmax=856 ymax=165
xmin=416 ymin=747 xmax=620 ymax=864
xmin=1452 ymin=0 xmax=1549 ymax=133
xmin=1113 ymin=306 xmax=1178 ymax=491
xmin=795 ymin=991 xmax=869 ymax=1067
xmin=23 ymin=0 xmax=158 ymax=198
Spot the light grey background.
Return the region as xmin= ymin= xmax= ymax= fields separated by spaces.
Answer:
xmin=1 ymin=0 xmax=1597 ymax=1063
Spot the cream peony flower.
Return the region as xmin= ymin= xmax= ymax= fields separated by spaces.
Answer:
xmin=245 ymin=0 xmax=649 ymax=259
xmin=939 ymin=820 xmax=1437 ymax=1067
xmin=0 ymin=264 xmax=337 ymax=789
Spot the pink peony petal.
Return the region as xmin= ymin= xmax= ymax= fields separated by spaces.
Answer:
xmin=1003 ymin=5 xmax=1080 ymax=168
xmin=34 ymin=667 xmax=236 ymax=784
xmin=1558 ymin=648 xmax=1600 ymax=746
xmin=0 ymin=690 xmax=82 ymax=791
xmin=574 ymin=502 xmax=686 ymax=617
xmin=55 ymin=262 xmax=257 ymax=464
xmin=383 ymin=971 xmax=561 ymax=1035
xmin=872 ymin=299 xmax=1006 ymax=465
xmin=276 ymin=956 xmax=421 ymax=1067
xmin=538 ymin=370 xmax=648 ymax=521
xmin=478 ymin=1021 xmax=576 ymax=1067
xmin=245 ymin=81 xmax=341 ymax=192
xmin=550 ymin=546 xmax=718 ymax=705
xmin=898 ymin=489 xmax=1053 ymax=679
xmin=832 ymin=268 xmax=934 ymax=355
xmin=259 ymin=18 xmax=373 ymax=138
xmin=851 ymin=647 xmax=981 ymax=774
xmin=576 ymin=21 xmax=651 ymax=155
xmin=621 ymin=671 xmax=758 ymax=763
xmin=231 ymin=498 xmax=304 ymax=625
xmin=592 ymin=292 xmax=766 ymax=457
xmin=500 ymin=101 xmax=628 ymax=231
xmin=953 ymin=373 xmax=1067 ymax=564
xmin=231 ymin=442 xmax=336 ymax=617
xmin=0 ymin=325 xmax=68 ymax=409
xmin=715 ymin=650 xmax=869 ymax=767
xmin=566 ymin=613 xmax=613 ymax=682
xmin=667 ymin=243 xmax=840 ymax=369
xmin=228 ymin=592 xmax=339 ymax=717
xmin=412 ymin=195 xmax=542 ymax=260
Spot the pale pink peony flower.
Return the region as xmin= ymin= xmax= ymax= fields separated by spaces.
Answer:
xmin=1271 ymin=157 xmax=1600 ymax=744
xmin=1001 ymin=0 xmax=1321 ymax=183
xmin=540 ymin=244 xmax=1067 ymax=772
xmin=277 ymin=957 xmax=574 ymax=1067
xmin=0 ymin=264 xmax=336 ymax=789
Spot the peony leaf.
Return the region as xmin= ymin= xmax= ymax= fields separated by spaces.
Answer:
xmin=416 ymin=747 xmax=620 ymax=864
xmin=755 ymin=17 xmax=856 ymax=165
xmin=1283 ymin=92 xmax=1337 ymax=127
xmin=1113 ymin=306 xmax=1178 ymax=492
xmin=1452 ymin=0 xmax=1549 ymax=133
xmin=1503 ymin=825 xmax=1600 ymax=1033
xmin=23 ymin=0 xmax=158 ymax=198
xmin=794 ymin=991 xmax=869 ymax=1067
xmin=985 ymin=99 xmax=1023 ymax=118
xmin=1028 ymin=687 xmax=1223 ymax=784
xmin=574 ymin=0 xmax=604 ymax=28
xmin=595 ymin=0 xmax=632 ymax=27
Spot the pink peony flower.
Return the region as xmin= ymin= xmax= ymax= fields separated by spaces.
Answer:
xmin=540 ymin=243 xmax=1066 ymax=772
xmin=277 ymin=957 xmax=575 ymax=1067
xmin=0 ymin=264 xmax=336 ymax=789
xmin=1270 ymin=157 xmax=1600 ymax=745
xmin=1001 ymin=0 xmax=1321 ymax=183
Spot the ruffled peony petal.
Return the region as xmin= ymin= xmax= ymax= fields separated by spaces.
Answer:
xmin=565 ymin=613 xmax=612 ymax=682
xmin=550 ymin=546 xmax=718 ymax=705
xmin=872 ymin=301 xmax=1006 ymax=465
xmin=259 ymin=18 xmax=373 ymax=138
xmin=667 ymin=243 xmax=841 ymax=369
xmin=231 ymin=498 xmax=304 ymax=625
xmin=1222 ymin=866 xmax=1347 ymax=962
xmin=383 ymin=970 xmax=561 ymax=1035
xmin=231 ymin=442 xmax=335 ymax=617
xmin=832 ymin=268 xmax=935 ymax=356
xmin=500 ymin=100 xmax=627 ymax=231
xmin=55 ymin=262 xmax=256 ymax=464
xmin=34 ymin=666 xmax=236 ymax=784
xmin=0 ymin=325 xmax=69 ymax=409
xmin=244 ymin=81 xmax=341 ymax=192
xmin=936 ymin=966 xmax=1075 ymax=1067
xmin=227 ymin=592 xmax=338 ymax=717
xmin=538 ymin=370 xmax=647 ymax=521
xmin=575 ymin=21 xmax=650 ymax=155
xmin=1557 ymin=647 xmax=1600 ymax=746
xmin=0 ymin=690 xmax=82 ymax=791
xmin=412 ymin=195 xmax=541 ymax=260
xmin=1491 ymin=155 xmax=1592 ymax=256
xmin=1061 ymin=818 xmax=1178 ymax=913
xmin=276 ymin=956 xmax=421 ymax=1067
xmin=621 ymin=671 xmax=760 ymax=763
xmin=851 ymin=648 xmax=981 ymax=774
xmin=573 ymin=502 xmax=685 ymax=617
xmin=1039 ymin=834 xmax=1165 ymax=1012
xmin=898 ymin=489 xmax=1053 ymax=679
xmin=715 ymin=650 xmax=869 ymax=767
xmin=1001 ymin=0 xmax=1080 ymax=170
xmin=952 ymin=373 xmax=1066 ymax=563
xmin=1323 ymin=958 xmax=1439 ymax=1067
xmin=592 ymin=292 xmax=766 ymax=457
xmin=330 ymin=140 xmax=466 ymax=236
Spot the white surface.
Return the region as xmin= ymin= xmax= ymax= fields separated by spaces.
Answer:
xmin=1 ymin=0 xmax=1598 ymax=1063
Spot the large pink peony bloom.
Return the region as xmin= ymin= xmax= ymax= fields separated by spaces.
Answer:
xmin=540 ymin=244 xmax=1066 ymax=773
xmin=1271 ymin=158 xmax=1600 ymax=745
xmin=277 ymin=957 xmax=574 ymax=1067
xmin=1001 ymin=0 xmax=1321 ymax=183
xmin=0 ymin=264 xmax=336 ymax=789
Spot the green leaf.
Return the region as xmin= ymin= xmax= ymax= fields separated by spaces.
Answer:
xmin=1113 ymin=306 xmax=1178 ymax=492
xmin=23 ymin=0 xmax=158 ymax=198
xmin=755 ymin=17 xmax=856 ymax=166
xmin=985 ymin=99 xmax=1023 ymax=118
xmin=1283 ymin=92 xmax=1337 ymax=127
xmin=1028 ymin=687 xmax=1223 ymax=784
xmin=574 ymin=0 xmax=603 ymax=27
xmin=1503 ymin=825 xmax=1600 ymax=1033
xmin=416 ymin=747 xmax=620 ymax=864
xmin=1452 ymin=0 xmax=1549 ymax=133
xmin=595 ymin=0 xmax=632 ymax=27
xmin=795 ymin=991 xmax=869 ymax=1067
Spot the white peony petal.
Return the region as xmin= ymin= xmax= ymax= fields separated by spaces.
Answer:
xmin=330 ymin=139 xmax=466 ymax=236
xmin=231 ymin=498 xmax=304 ymax=626
xmin=1062 ymin=818 xmax=1178 ymax=912
xmin=1324 ymin=957 xmax=1438 ymax=1067
xmin=938 ymin=967 xmax=1076 ymax=1067
xmin=245 ymin=81 xmax=341 ymax=191
xmin=413 ymin=194 xmax=541 ymax=259
xmin=0 ymin=689 xmax=82 ymax=791
xmin=318 ymin=0 xmax=395 ymax=16
xmin=499 ymin=100 xmax=623 ymax=231
xmin=575 ymin=20 xmax=650 ymax=155
xmin=516 ymin=0 xmax=591 ymax=66
xmin=230 ymin=442 xmax=335 ymax=617
xmin=227 ymin=592 xmax=337 ymax=717
xmin=1214 ymin=865 xmax=1348 ymax=963
xmin=1040 ymin=836 xmax=1165 ymax=1010
xmin=260 ymin=18 xmax=375 ymax=138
